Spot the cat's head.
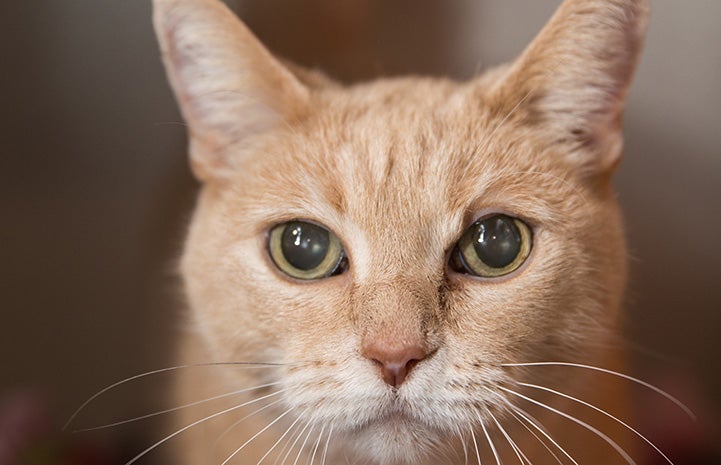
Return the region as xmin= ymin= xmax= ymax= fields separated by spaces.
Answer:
xmin=155 ymin=0 xmax=647 ymax=462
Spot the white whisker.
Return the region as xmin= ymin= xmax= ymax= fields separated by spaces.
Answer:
xmin=277 ymin=419 xmax=312 ymax=465
xmin=501 ymin=361 xmax=694 ymax=420
xmin=64 ymin=361 xmax=293 ymax=431
xmin=272 ymin=417 xmax=305 ymax=465
xmin=320 ymin=423 xmax=334 ymax=465
xmin=477 ymin=413 xmax=502 ymax=465
xmin=455 ymin=425 xmax=470 ymax=465
xmin=124 ymin=388 xmax=288 ymax=465
xmin=308 ymin=424 xmax=326 ymax=465
xmin=221 ymin=408 xmax=294 ymax=465
xmin=489 ymin=410 xmax=529 ymax=465
xmin=470 ymin=425 xmax=483 ymax=465
xmin=292 ymin=422 xmax=316 ymax=465
xmin=255 ymin=411 xmax=306 ymax=465
xmin=518 ymin=381 xmax=675 ymax=465
xmin=215 ymin=395 xmax=288 ymax=445
xmin=509 ymin=407 xmax=575 ymax=465
xmin=502 ymin=386 xmax=636 ymax=465
xmin=74 ymin=381 xmax=282 ymax=433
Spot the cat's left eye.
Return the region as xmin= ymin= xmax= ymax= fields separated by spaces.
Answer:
xmin=449 ymin=214 xmax=532 ymax=278
xmin=268 ymin=221 xmax=347 ymax=280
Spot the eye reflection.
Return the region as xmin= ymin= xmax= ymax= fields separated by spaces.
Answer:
xmin=451 ymin=214 xmax=532 ymax=278
xmin=281 ymin=222 xmax=331 ymax=271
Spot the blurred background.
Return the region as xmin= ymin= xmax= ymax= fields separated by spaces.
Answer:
xmin=1 ymin=0 xmax=719 ymax=463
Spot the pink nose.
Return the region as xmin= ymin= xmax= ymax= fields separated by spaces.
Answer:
xmin=362 ymin=342 xmax=430 ymax=388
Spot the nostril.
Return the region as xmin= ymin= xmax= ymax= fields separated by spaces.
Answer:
xmin=362 ymin=343 xmax=430 ymax=388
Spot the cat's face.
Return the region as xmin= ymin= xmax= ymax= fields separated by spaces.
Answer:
xmin=180 ymin=75 xmax=627 ymax=462
xmin=155 ymin=0 xmax=646 ymax=462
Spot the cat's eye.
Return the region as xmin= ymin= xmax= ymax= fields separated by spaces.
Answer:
xmin=268 ymin=221 xmax=347 ymax=280
xmin=450 ymin=214 xmax=532 ymax=278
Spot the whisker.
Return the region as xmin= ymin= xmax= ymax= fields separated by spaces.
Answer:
xmin=292 ymin=421 xmax=316 ymax=465
xmin=509 ymin=407 xmax=576 ymax=465
xmin=320 ymin=423 xmax=334 ymax=465
xmin=215 ymin=391 xmax=289 ymax=445
xmin=455 ymin=425 xmax=470 ymax=465
xmin=74 ymin=381 xmax=283 ymax=433
xmin=477 ymin=413 xmax=502 ymax=465
xmin=217 ymin=397 xmax=288 ymax=450
xmin=518 ymin=381 xmax=675 ymax=465
xmin=501 ymin=386 xmax=636 ymax=465
xmin=221 ymin=407 xmax=295 ymax=465
xmin=153 ymin=121 xmax=189 ymax=127
xmin=514 ymin=408 xmax=555 ymax=442
xmin=501 ymin=362 xmax=694 ymax=420
xmin=276 ymin=419 xmax=312 ymax=465
xmin=308 ymin=424 xmax=326 ymax=465
xmin=64 ymin=361 xmax=294 ymax=431
xmin=489 ymin=410 xmax=529 ymax=465
xmin=254 ymin=410 xmax=306 ymax=465
xmin=272 ymin=416 xmax=306 ymax=465
xmin=124 ymin=388 xmax=288 ymax=465
xmin=470 ymin=425 xmax=483 ymax=465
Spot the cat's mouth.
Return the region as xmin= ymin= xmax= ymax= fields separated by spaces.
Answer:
xmin=363 ymin=394 xmax=437 ymax=431
xmin=378 ymin=402 xmax=415 ymax=423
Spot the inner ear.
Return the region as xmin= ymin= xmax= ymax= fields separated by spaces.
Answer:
xmin=153 ymin=0 xmax=311 ymax=181
xmin=487 ymin=0 xmax=648 ymax=175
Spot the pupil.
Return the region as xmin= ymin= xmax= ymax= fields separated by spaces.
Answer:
xmin=281 ymin=222 xmax=330 ymax=271
xmin=473 ymin=216 xmax=521 ymax=268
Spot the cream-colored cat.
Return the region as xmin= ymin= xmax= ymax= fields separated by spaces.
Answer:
xmin=149 ymin=0 xmax=661 ymax=463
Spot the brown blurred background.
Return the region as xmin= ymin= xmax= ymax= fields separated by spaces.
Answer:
xmin=1 ymin=0 xmax=719 ymax=463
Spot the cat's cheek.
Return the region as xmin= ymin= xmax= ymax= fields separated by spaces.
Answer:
xmin=182 ymin=221 xmax=285 ymax=361
xmin=441 ymin=231 xmax=584 ymax=363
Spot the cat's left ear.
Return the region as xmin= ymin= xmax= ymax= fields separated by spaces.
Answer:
xmin=153 ymin=0 xmax=309 ymax=181
xmin=489 ymin=0 xmax=648 ymax=176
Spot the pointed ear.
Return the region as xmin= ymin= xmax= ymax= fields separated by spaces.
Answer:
xmin=489 ymin=0 xmax=648 ymax=176
xmin=153 ymin=0 xmax=309 ymax=181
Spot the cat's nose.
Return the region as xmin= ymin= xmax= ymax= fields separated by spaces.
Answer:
xmin=362 ymin=342 xmax=430 ymax=388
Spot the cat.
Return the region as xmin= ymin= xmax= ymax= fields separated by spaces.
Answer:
xmin=146 ymin=0 xmax=666 ymax=463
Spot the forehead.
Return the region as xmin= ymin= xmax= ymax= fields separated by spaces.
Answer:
xmin=234 ymin=76 xmax=572 ymax=252
xmin=280 ymin=79 xmax=491 ymax=219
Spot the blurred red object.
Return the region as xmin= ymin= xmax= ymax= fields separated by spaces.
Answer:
xmin=0 ymin=391 xmax=117 ymax=465
xmin=638 ymin=371 xmax=721 ymax=465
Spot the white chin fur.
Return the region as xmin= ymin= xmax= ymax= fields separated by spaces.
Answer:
xmin=343 ymin=417 xmax=444 ymax=465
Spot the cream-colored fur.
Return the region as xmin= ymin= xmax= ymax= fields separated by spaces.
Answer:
xmin=153 ymin=0 xmax=648 ymax=463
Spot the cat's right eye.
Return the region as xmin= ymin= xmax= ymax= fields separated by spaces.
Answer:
xmin=268 ymin=221 xmax=347 ymax=280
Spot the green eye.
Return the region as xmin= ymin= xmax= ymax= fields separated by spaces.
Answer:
xmin=450 ymin=214 xmax=532 ymax=278
xmin=268 ymin=221 xmax=346 ymax=280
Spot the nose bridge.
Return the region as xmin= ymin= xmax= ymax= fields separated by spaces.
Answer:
xmin=354 ymin=280 xmax=441 ymax=388
xmin=354 ymin=279 xmax=438 ymax=338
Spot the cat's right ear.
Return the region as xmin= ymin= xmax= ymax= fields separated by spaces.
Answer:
xmin=153 ymin=0 xmax=309 ymax=181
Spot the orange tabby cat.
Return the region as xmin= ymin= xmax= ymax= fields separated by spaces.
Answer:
xmin=151 ymin=0 xmax=657 ymax=463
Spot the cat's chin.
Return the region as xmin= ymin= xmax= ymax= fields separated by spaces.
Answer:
xmin=344 ymin=415 xmax=447 ymax=465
